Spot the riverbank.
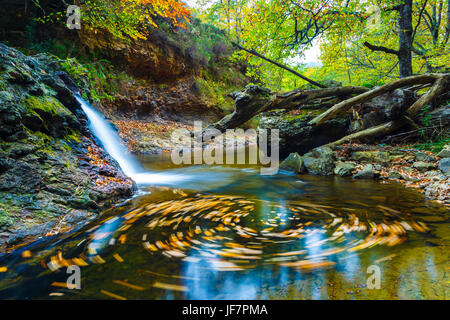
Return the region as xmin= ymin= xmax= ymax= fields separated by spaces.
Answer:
xmin=280 ymin=143 xmax=450 ymax=205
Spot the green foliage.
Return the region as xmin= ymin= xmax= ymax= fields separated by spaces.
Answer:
xmin=60 ymin=58 xmax=130 ymax=103
xmin=195 ymin=76 xmax=237 ymax=112
xmin=414 ymin=137 xmax=449 ymax=153
xmin=195 ymin=0 xmax=449 ymax=89
xmin=32 ymin=0 xmax=191 ymax=42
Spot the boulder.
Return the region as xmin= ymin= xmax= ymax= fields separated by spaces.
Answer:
xmin=353 ymin=164 xmax=375 ymax=179
xmin=334 ymin=161 xmax=356 ymax=177
xmin=429 ymin=106 xmax=450 ymax=129
xmin=259 ymin=112 xmax=350 ymax=158
xmin=437 ymin=145 xmax=450 ymax=158
xmin=424 ymin=170 xmax=446 ymax=181
xmin=388 ymin=170 xmax=403 ymax=179
xmin=350 ymin=151 xmax=390 ymax=163
xmin=303 ymin=147 xmax=335 ymax=176
xmin=439 ymin=158 xmax=450 ymax=176
xmin=412 ymin=161 xmax=437 ymax=172
xmin=415 ymin=151 xmax=435 ymax=162
xmin=279 ymin=152 xmax=305 ymax=173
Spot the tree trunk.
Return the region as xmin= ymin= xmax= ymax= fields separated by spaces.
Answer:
xmin=398 ymin=0 xmax=413 ymax=77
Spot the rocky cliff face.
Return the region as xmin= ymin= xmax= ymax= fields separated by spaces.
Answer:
xmin=79 ymin=29 xmax=193 ymax=83
xmin=0 ymin=44 xmax=134 ymax=251
xmin=76 ymin=26 xmax=247 ymax=154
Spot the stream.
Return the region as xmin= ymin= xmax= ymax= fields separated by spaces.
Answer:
xmin=0 ymin=97 xmax=448 ymax=300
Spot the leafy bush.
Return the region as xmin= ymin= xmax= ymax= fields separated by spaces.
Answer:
xmin=60 ymin=58 xmax=130 ymax=102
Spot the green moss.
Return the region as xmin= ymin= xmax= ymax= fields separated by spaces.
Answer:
xmin=24 ymin=95 xmax=71 ymax=117
xmin=0 ymin=202 xmax=17 ymax=229
xmin=0 ymin=79 xmax=6 ymax=91
xmin=284 ymin=109 xmax=323 ymax=122
xmin=64 ymin=131 xmax=82 ymax=143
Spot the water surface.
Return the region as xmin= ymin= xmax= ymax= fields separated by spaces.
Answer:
xmin=0 ymin=152 xmax=448 ymax=299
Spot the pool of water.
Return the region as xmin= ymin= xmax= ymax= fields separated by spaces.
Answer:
xmin=0 ymin=152 xmax=448 ymax=299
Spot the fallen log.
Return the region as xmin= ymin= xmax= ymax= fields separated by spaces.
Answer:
xmin=320 ymin=73 xmax=450 ymax=147
xmin=205 ymin=85 xmax=369 ymax=133
xmin=204 ymin=73 xmax=449 ymax=155
xmin=308 ymin=73 xmax=446 ymax=126
xmin=324 ymin=121 xmax=404 ymax=147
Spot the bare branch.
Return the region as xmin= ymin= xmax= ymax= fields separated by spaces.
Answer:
xmin=232 ymin=42 xmax=327 ymax=88
xmin=363 ymin=42 xmax=400 ymax=55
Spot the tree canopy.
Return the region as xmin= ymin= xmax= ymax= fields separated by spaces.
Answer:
xmin=194 ymin=0 xmax=449 ymax=90
xmin=36 ymin=0 xmax=192 ymax=40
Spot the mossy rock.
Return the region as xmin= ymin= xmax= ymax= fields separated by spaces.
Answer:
xmin=22 ymin=95 xmax=78 ymax=136
xmin=24 ymin=95 xmax=72 ymax=118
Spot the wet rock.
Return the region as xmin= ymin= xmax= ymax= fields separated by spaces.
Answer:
xmin=439 ymin=158 xmax=450 ymax=175
xmin=0 ymin=161 xmax=43 ymax=193
xmin=45 ymin=185 xmax=72 ymax=197
xmin=0 ymin=43 xmax=135 ymax=249
xmin=425 ymin=179 xmax=450 ymax=201
xmin=388 ymin=170 xmax=403 ymax=179
xmin=279 ymin=152 xmax=305 ymax=173
xmin=353 ymin=164 xmax=375 ymax=179
xmin=424 ymin=170 xmax=446 ymax=181
xmin=415 ymin=151 xmax=435 ymax=162
xmin=7 ymin=221 xmax=56 ymax=245
xmin=402 ymin=167 xmax=414 ymax=174
xmin=369 ymin=89 xmax=417 ymax=120
xmin=303 ymin=147 xmax=335 ymax=176
xmin=68 ymin=196 xmax=99 ymax=210
xmin=437 ymin=145 xmax=450 ymax=158
xmin=0 ymin=159 xmax=10 ymax=174
xmin=63 ymin=210 xmax=92 ymax=224
xmin=350 ymin=151 xmax=390 ymax=163
xmin=334 ymin=161 xmax=356 ymax=177
xmin=412 ymin=161 xmax=436 ymax=172
xmin=362 ymin=112 xmax=385 ymax=129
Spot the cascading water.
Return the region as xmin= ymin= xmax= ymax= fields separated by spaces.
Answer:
xmin=75 ymin=94 xmax=140 ymax=177
xmin=74 ymin=94 xmax=188 ymax=185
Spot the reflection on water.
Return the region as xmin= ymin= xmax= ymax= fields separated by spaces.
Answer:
xmin=0 ymin=152 xmax=448 ymax=299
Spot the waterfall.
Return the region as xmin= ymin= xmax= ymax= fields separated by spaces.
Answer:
xmin=75 ymin=94 xmax=187 ymax=185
